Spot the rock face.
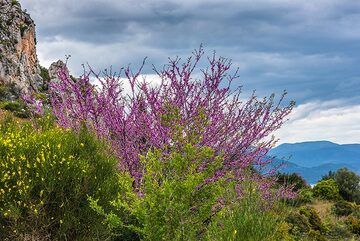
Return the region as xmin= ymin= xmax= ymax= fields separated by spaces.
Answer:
xmin=49 ymin=60 xmax=68 ymax=81
xmin=0 ymin=0 xmax=42 ymax=93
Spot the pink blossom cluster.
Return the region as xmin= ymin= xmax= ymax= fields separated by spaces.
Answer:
xmin=47 ymin=47 xmax=294 ymax=196
xmin=22 ymin=93 xmax=44 ymax=116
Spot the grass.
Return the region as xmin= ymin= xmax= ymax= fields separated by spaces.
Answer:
xmin=308 ymin=199 xmax=357 ymax=240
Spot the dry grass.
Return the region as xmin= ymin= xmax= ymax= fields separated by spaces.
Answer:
xmin=310 ymin=199 xmax=336 ymax=223
xmin=309 ymin=199 xmax=348 ymax=225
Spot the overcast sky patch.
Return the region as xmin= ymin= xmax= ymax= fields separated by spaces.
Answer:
xmin=19 ymin=0 xmax=360 ymax=143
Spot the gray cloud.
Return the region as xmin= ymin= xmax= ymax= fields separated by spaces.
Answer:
xmin=20 ymin=0 xmax=360 ymax=104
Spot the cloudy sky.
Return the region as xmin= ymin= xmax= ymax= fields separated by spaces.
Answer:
xmin=20 ymin=0 xmax=360 ymax=144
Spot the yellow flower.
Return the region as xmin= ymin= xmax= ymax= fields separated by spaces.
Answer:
xmin=80 ymin=143 xmax=84 ymax=147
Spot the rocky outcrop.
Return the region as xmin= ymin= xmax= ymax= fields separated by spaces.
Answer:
xmin=0 ymin=0 xmax=42 ymax=93
xmin=49 ymin=60 xmax=68 ymax=81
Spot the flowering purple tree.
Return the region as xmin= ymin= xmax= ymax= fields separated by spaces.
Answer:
xmin=47 ymin=47 xmax=294 ymax=196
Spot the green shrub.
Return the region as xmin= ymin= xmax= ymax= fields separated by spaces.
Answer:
xmin=0 ymin=82 xmax=20 ymax=101
xmin=307 ymin=229 xmax=326 ymax=241
xmin=90 ymin=143 xmax=289 ymax=241
xmin=332 ymin=200 xmax=355 ymax=216
xmin=272 ymin=221 xmax=294 ymax=241
xmin=299 ymin=206 xmax=324 ymax=232
xmin=0 ymin=116 xmax=120 ymax=240
xmin=288 ymin=187 xmax=314 ymax=207
xmin=39 ymin=66 xmax=51 ymax=91
xmin=326 ymin=223 xmax=353 ymax=240
xmin=321 ymin=170 xmax=336 ymax=181
xmin=285 ymin=206 xmax=327 ymax=240
xmin=205 ymin=187 xmax=285 ymax=241
xmin=0 ymin=101 xmax=30 ymax=118
xmin=345 ymin=213 xmax=360 ymax=235
xmin=334 ymin=168 xmax=360 ymax=204
xmin=276 ymin=172 xmax=309 ymax=192
xmin=285 ymin=212 xmax=310 ymax=238
xmin=312 ymin=179 xmax=341 ymax=201
xmin=90 ymin=144 xmax=226 ymax=240
xmin=1 ymin=100 xmax=23 ymax=112
xmin=19 ymin=24 xmax=28 ymax=37
xmin=10 ymin=0 xmax=19 ymax=6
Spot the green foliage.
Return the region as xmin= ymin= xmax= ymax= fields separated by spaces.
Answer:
xmin=287 ymin=187 xmax=314 ymax=207
xmin=0 ymin=82 xmax=20 ymax=101
xmin=332 ymin=200 xmax=355 ymax=216
xmin=276 ymin=172 xmax=309 ymax=192
xmin=297 ymin=188 xmax=314 ymax=204
xmin=10 ymin=0 xmax=19 ymax=6
xmin=206 ymin=189 xmax=286 ymax=241
xmin=299 ymin=206 xmax=324 ymax=232
xmin=0 ymin=116 xmax=120 ymax=240
xmin=321 ymin=170 xmax=336 ymax=181
xmin=90 ymin=144 xmax=227 ymax=240
xmin=307 ymin=229 xmax=327 ymax=241
xmin=313 ymin=179 xmax=341 ymax=201
xmin=326 ymin=223 xmax=353 ymax=240
xmin=0 ymin=83 xmax=28 ymax=118
xmin=334 ymin=168 xmax=360 ymax=204
xmin=345 ymin=212 xmax=360 ymax=235
xmin=285 ymin=206 xmax=330 ymax=240
xmin=19 ymin=24 xmax=28 ymax=37
xmin=90 ymin=143 xmax=288 ymax=241
xmin=285 ymin=212 xmax=311 ymax=236
xmin=1 ymin=100 xmax=23 ymax=111
xmin=39 ymin=66 xmax=51 ymax=91
xmin=0 ymin=100 xmax=30 ymax=118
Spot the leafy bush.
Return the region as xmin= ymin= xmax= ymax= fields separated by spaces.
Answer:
xmin=332 ymin=200 xmax=355 ymax=216
xmin=10 ymin=0 xmax=19 ymax=6
xmin=299 ymin=206 xmax=324 ymax=232
xmin=39 ymin=66 xmax=51 ymax=91
xmin=0 ymin=116 xmax=120 ymax=240
xmin=18 ymin=47 xmax=296 ymax=240
xmin=312 ymin=179 xmax=340 ymax=201
xmin=90 ymin=144 xmax=229 ymax=240
xmin=206 ymin=191 xmax=286 ymax=241
xmin=285 ymin=212 xmax=310 ymax=237
xmin=0 ymin=82 xmax=20 ymax=101
xmin=286 ymin=187 xmax=313 ymax=207
xmin=325 ymin=223 xmax=353 ymax=240
xmin=0 ymin=82 xmax=30 ymax=118
xmin=276 ymin=172 xmax=309 ymax=192
xmin=90 ymin=141 xmax=290 ymax=241
xmin=0 ymin=100 xmax=30 ymax=118
xmin=1 ymin=100 xmax=23 ymax=112
xmin=345 ymin=213 xmax=360 ymax=235
xmin=321 ymin=170 xmax=336 ymax=181
xmin=307 ymin=229 xmax=327 ymax=241
xmin=286 ymin=206 xmax=326 ymax=240
xmin=34 ymin=46 xmax=295 ymax=195
xmin=19 ymin=24 xmax=28 ymax=37
xmin=334 ymin=168 xmax=360 ymax=204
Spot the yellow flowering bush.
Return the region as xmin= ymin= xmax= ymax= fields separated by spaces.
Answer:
xmin=0 ymin=115 xmax=120 ymax=240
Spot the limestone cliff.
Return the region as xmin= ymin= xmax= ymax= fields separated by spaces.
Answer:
xmin=0 ymin=0 xmax=42 ymax=93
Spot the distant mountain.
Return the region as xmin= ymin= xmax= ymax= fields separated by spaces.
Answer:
xmin=269 ymin=141 xmax=360 ymax=184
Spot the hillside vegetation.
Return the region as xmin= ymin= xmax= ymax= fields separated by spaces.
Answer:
xmin=0 ymin=48 xmax=359 ymax=240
